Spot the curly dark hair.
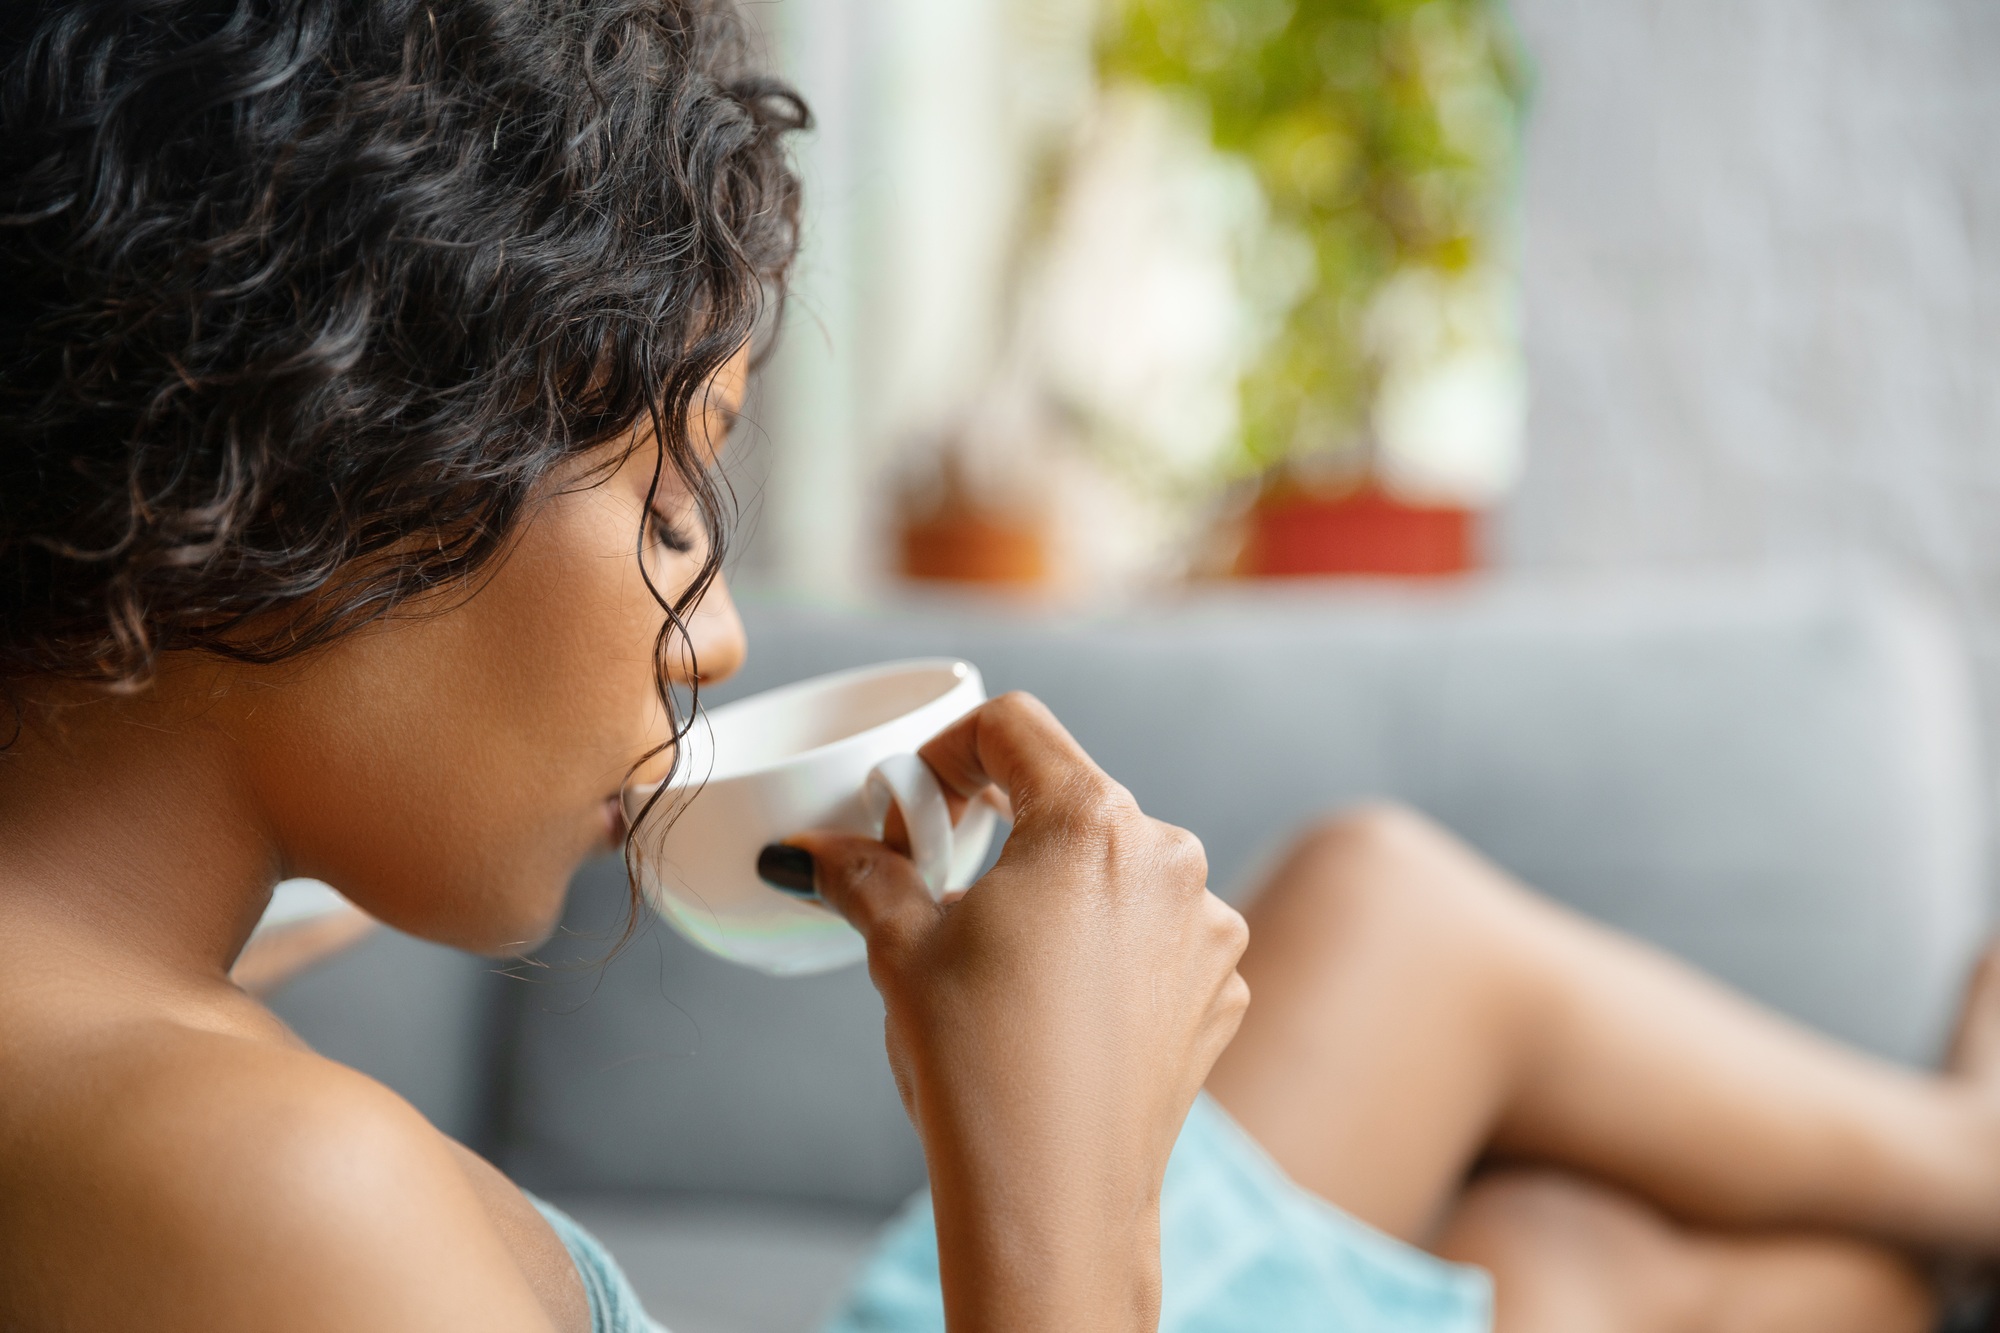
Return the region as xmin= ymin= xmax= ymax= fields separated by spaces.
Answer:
xmin=0 ymin=0 xmax=805 ymax=741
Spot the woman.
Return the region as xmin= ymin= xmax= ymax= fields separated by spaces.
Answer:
xmin=0 ymin=3 xmax=1992 ymax=1331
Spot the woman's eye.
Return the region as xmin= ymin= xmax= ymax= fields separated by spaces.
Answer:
xmin=648 ymin=509 xmax=698 ymax=555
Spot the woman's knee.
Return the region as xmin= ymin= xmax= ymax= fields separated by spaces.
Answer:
xmin=1437 ymin=1169 xmax=1709 ymax=1332
xmin=1438 ymin=1169 xmax=1936 ymax=1333
xmin=1442 ymin=1168 xmax=1654 ymax=1267
xmin=1255 ymin=801 xmax=1506 ymax=939
xmin=1235 ymin=803 xmax=1565 ymax=1064
xmin=1295 ymin=801 xmax=1442 ymax=862
xmin=1270 ymin=803 xmax=1443 ymax=901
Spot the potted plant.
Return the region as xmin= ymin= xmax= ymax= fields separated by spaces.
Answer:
xmin=1101 ymin=0 xmax=1531 ymax=577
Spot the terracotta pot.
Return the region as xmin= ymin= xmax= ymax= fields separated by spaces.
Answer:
xmin=899 ymin=505 xmax=1051 ymax=587
xmin=1236 ymin=483 xmax=1479 ymax=578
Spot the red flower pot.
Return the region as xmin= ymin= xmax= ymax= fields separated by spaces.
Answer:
xmin=1237 ymin=484 xmax=1479 ymax=579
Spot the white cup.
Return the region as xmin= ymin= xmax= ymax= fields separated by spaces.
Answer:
xmin=624 ymin=659 xmax=997 ymax=975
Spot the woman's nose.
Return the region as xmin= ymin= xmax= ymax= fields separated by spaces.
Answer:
xmin=683 ymin=574 xmax=746 ymax=685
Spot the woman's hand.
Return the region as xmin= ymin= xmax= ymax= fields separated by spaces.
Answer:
xmin=787 ymin=693 xmax=1251 ymax=1333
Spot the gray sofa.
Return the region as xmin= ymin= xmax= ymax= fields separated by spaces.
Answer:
xmin=270 ymin=569 xmax=1991 ymax=1333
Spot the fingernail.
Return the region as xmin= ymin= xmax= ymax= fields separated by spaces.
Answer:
xmin=756 ymin=844 xmax=818 ymax=898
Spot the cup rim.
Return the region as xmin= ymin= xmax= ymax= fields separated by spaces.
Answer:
xmin=639 ymin=657 xmax=979 ymax=797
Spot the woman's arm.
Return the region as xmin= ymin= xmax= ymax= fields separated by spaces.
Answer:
xmin=793 ymin=693 xmax=1250 ymax=1333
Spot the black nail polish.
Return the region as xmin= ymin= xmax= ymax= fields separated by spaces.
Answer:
xmin=757 ymin=844 xmax=818 ymax=897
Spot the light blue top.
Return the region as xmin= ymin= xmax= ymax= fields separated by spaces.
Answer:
xmin=529 ymin=1195 xmax=670 ymax=1333
xmin=534 ymin=1093 xmax=1491 ymax=1333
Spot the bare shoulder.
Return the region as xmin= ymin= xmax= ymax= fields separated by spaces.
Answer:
xmin=0 ymin=1020 xmax=555 ymax=1333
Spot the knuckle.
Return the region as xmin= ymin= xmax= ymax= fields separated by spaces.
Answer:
xmin=990 ymin=690 xmax=1051 ymax=728
xmin=822 ymin=843 xmax=882 ymax=894
xmin=1213 ymin=899 xmax=1250 ymax=957
xmin=1083 ymin=777 xmax=1138 ymax=827
xmin=815 ymin=844 xmax=912 ymax=926
xmin=1047 ymin=771 xmax=1134 ymax=838
xmin=1155 ymin=823 xmax=1208 ymax=883
xmin=1223 ymin=971 xmax=1251 ymax=1016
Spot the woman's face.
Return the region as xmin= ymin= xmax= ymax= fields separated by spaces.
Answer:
xmin=226 ymin=368 xmax=749 ymax=954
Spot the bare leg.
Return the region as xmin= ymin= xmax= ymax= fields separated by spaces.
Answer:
xmin=1435 ymin=1170 xmax=1934 ymax=1333
xmin=1435 ymin=948 xmax=2000 ymax=1330
xmin=1206 ymin=804 xmax=2000 ymax=1253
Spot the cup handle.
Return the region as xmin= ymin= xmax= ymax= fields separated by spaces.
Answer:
xmin=945 ymin=797 xmax=999 ymax=890
xmin=864 ymin=754 xmax=954 ymax=898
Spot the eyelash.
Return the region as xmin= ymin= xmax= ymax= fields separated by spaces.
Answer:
xmin=648 ymin=507 xmax=697 ymax=556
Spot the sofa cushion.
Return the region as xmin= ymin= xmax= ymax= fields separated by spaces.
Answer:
xmin=498 ymin=570 xmax=1988 ymax=1207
